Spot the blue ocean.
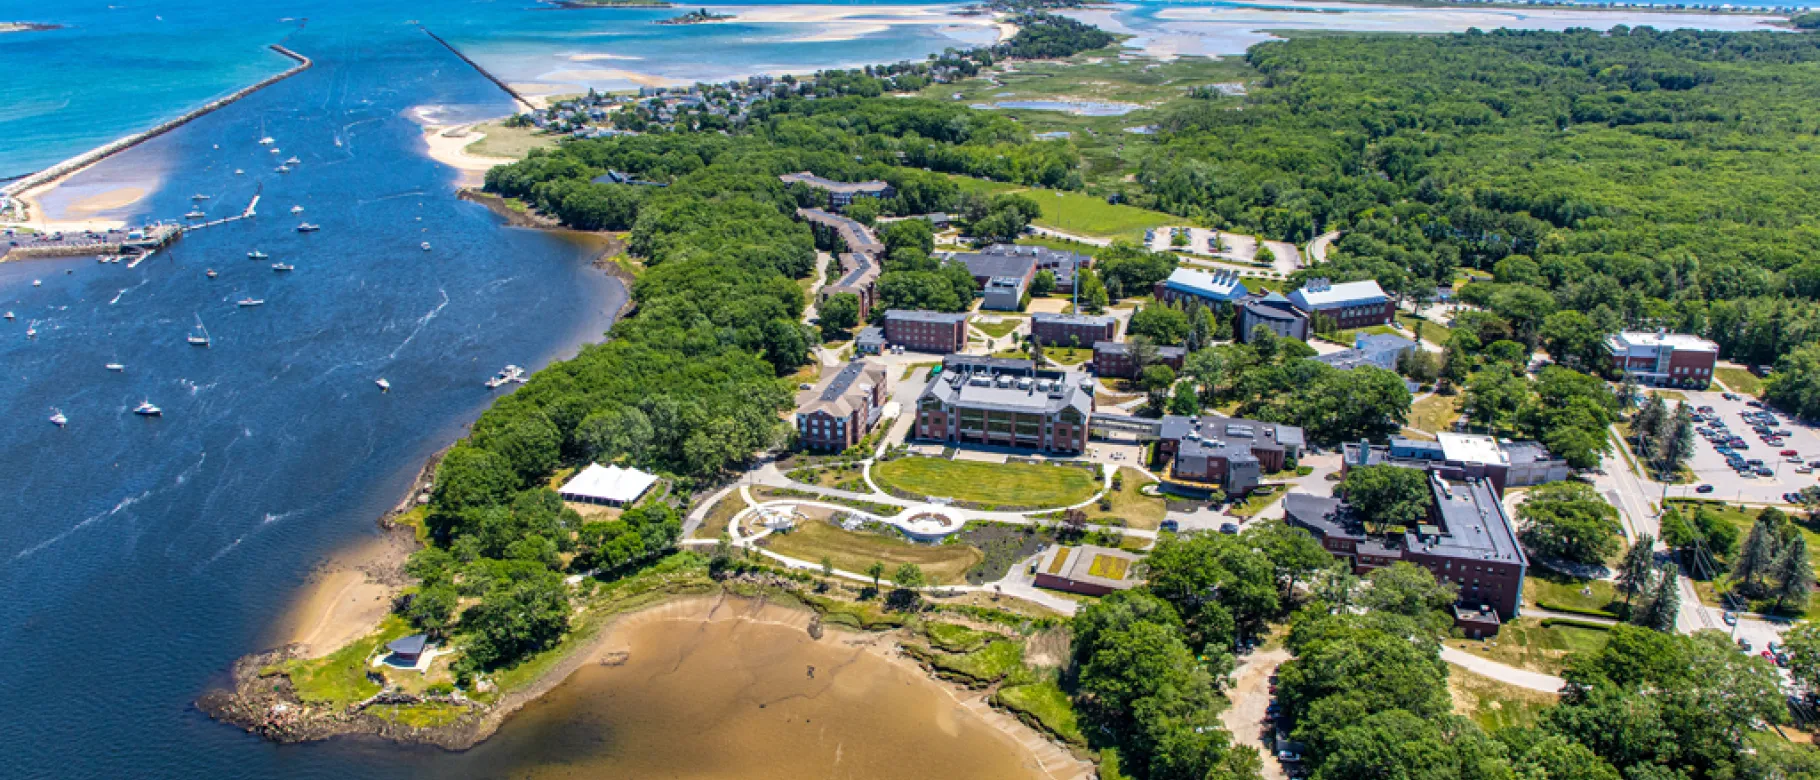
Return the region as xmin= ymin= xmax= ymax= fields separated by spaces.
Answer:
xmin=0 ymin=0 xmax=1808 ymax=777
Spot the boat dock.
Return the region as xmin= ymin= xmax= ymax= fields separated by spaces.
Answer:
xmin=2 ymin=222 xmax=183 ymax=262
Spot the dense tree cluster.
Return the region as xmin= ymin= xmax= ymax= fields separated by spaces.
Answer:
xmin=1515 ymin=481 xmax=1623 ymax=566
xmin=1182 ymin=330 xmax=1411 ymax=443
xmin=1134 ymin=27 xmax=1820 ymax=402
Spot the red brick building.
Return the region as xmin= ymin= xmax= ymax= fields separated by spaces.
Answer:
xmin=1092 ymin=341 xmax=1186 ymax=379
xmin=1604 ymin=330 xmax=1719 ymax=388
xmin=795 ymin=360 xmax=889 ymax=451
xmin=884 ymin=310 xmax=969 ymax=353
xmin=1031 ymin=313 xmax=1116 ymax=348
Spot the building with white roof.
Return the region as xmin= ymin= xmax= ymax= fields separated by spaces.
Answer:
xmin=1288 ymin=278 xmax=1392 ymax=329
xmin=1153 ymin=267 xmax=1249 ymax=306
xmin=1605 ymin=329 xmax=1718 ymax=388
xmin=558 ymin=463 xmax=660 ymax=506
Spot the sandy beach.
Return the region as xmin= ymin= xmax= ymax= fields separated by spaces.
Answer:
xmin=270 ymin=527 xmax=418 ymax=657
xmin=419 ymin=124 xmax=518 ymax=186
xmin=2 ymin=166 xmax=146 ymax=233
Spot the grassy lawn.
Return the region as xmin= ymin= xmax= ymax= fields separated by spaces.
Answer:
xmin=1445 ymin=617 xmax=1609 ymax=676
xmin=1409 ymin=393 xmax=1462 ymax=435
xmin=994 ymin=677 xmax=1087 ymax=747
xmin=760 ymin=518 xmax=984 ymax=585
xmin=1077 ymin=467 xmax=1168 ymax=530
xmin=899 ymin=360 xmax=940 ymax=381
xmin=972 ymin=316 xmax=1026 ymax=339
xmin=1042 ymin=346 xmax=1094 ymax=366
xmin=1717 ymin=367 xmax=1765 ymax=397
xmin=992 ymin=348 xmax=1032 ymax=359
xmin=1026 ymin=189 xmax=1175 ymax=241
xmin=282 ymin=615 xmax=414 ymax=706
xmin=1526 ymin=572 xmax=1623 ymax=615
xmin=872 ymin=457 xmax=1102 ymax=508
xmin=924 ymin=621 xmax=999 ymax=653
xmin=1449 ymin=665 xmax=1560 ymax=733
xmin=915 ymin=639 xmax=1027 ymax=686
xmin=1397 ymin=312 xmax=1451 ymax=344
xmin=1228 ymin=485 xmax=1284 ymax=518
xmin=1321 ymin=324 xmax=1400 ymax=345
xmin=466 ymin=121 xmax=558 ymax=160
xmin=369 ymin=701 xmax=468 ymax=729
xmin=1015 ymin=235 xmax=1102 ymax=255
xmin=690 ymin=491 xmax=749 ymax=539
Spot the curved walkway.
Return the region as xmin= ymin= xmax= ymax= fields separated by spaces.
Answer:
xmin=1439 ymin=646 xmax=1565 ymax=693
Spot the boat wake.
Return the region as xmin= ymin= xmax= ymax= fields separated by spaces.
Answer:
xmin=11 ymin=489 xmax=153 ymax=562
xmin=384 ymin=287 xmax=449 ymax=361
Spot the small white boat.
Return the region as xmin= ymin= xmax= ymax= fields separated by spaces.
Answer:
xmin=234 ymin=169 xmax=245 ymax=175
xmin=186 ymin=210 xmax=206 ymax=220
xmin=248 ymin=250 xmax=268 ymax=260
xmin=376 ymin=378 xmax=391 ymax=392
xmin=275 ymin=165 xmax=291 ymax=174
xmin=192 ymin=193 xmax=210 ymax=200
xmin=25 ymin=327 xmax=36 ymax=338
xmin=290 ymin=205 xmax=304 ymax=214
xmin=237 ymin=297 xmax=264 ymax=307
xmin=269 ymin=148 xmax=281 ymax=155
xmin=32 ymin=279 xmax=42 ymax=287
xmin=259 ymin=136 xmax=275 ymax=145
xmin=188 ymin=315 xmax=211 ymax=346
xmin=50 ymin=410 xmax=68 ymax=427
xmin=285 ymin=156 xmax=301 ymax=165
xmin=421 ymin=242 xmax=431 ymax=251
xmin=272 ymin=263 xmax=294 ymax=272
xmin=106 ymin=363 xmax=125 ymax=371
xmin=206 ymin=269 xmax=218 ymax=279
xmin=485 ymin=365 xmax=526 ymax=389
xmin=4 ymin=311 xmax=13 ymax=320
xmin=296 ymin=223 xmax=319 ymax=233
xmin=134 ymin=400 xmax=162 ymax=417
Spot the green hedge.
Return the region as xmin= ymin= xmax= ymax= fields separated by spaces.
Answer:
xmin=1540 ymin=618 xmax=1613 ymax=631
xmin=1537 ymin=601 xmax=1618 ymax=620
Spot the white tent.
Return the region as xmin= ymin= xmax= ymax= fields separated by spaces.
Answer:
xmin=558 ymin=463 xmax=658 ymax=506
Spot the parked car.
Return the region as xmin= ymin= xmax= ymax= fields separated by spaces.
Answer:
xmin=1781 ymin=450 xmax=1800 ymax=457
xmin=1724 ymin=611 xmax=1738 ymax=626
xmin=1696 ymin=484 xmax=1715 ymax=494
xmin=1724 ymin=392 xmax=1740 ymax=401
xmin=1219 ymin=522 xmax=1240 ymax=535
xmin=1739 ymin=638 xmax=1753 ymax=651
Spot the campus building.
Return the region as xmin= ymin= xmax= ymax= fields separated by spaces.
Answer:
xmin=914 ymin=355 xmax=1094 ymax=453
xmin=1237 ymin=292 xmax=1309 ymax=342
xmin=1340 ymin=432 xmax=1570 ymax=495
xmin=950 ymin=248 xmax=1038 ymax=311
xmin=1316 ymin=332 xmax=1417 ymax=371
xmin=1031 ymin=312 xmax=1117 ymax=348
xmin=884 ymin=310 xmax=969 ymax=353
xmin=796 ymin=360 xmax=888 ymax=451
xmin=1154 ymin=267 xmax=1249 ymax=307
xmin=1033 ymin=544 xmax=1141 ymax=596
xmin=1153 ymin=414 xmax=1304 ymax=497
xmin=954 ymin=244 xmax=1092 ymax=293
xmin=1288 ymin=278 xmax=1393 ymax=330
xmin=822 ymin=251 xmax=880 ymax=320
xmin=796 ymin=208 xmax=885 ymax=257
xmin=1605 ymin=330 xmax=1719 ymax=388
xmin=1092 ymin=340 xmax=1186 ymax=380
xmin=1284 ymin=473 xmax=1528 ymax=636
xmin=780 ymin=172 xmax=894 ymax=210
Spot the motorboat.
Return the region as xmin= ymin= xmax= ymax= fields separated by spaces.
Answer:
xmin=275 ymin=165 xmax=291 ymax=174
xmin=290 ymin=205 xmax=304 ymax=214
xmin=285 ymin=156 xmax=301 ymax=165
xmin=259 ymin=136 xmax=275 ymax=145
xmin=106 ymin=363 xmax=125 ymax=371
xmin=192 ymin=193 xmax=210 ymax=200
xmin=272 ymin=263 xmax=294 ymax=272
xmin=237 ymin=297 xmax=264 ymax=307
xmin=296 ymin=223 xmax=319 ymax=233
xmin=248 ymin=249 xmax=268 ymax=259
xmin=187 ymin=316 xmax=211 ymax=346
xmin=234 ymin=169 xmax=245 ymax=175
xmin=421 ymin=242 xmax=431 ymax=251
xmin=376 ymin=378 xmax=391 ymax=392
xmin=4 ymin=311 xmax=13 ymax=320
xmin=134 ymin=400 xmax=162 ymax=416
xmin=25 ymin=326 xmax=36 ymax=338
xmin=485 ymin=365 xmax=526 ymax=388
xmin=269 ymin=148 xmax=281 ymax=155
xmin=49 ymin=410 xmax=68 ymax=427
xmin=206 ymin=269 xmax=218 ymax=278
xmin=186 ymin=210 xmax=206 ymax=220
xmin=33 ymin=279 xmax=43 ymax=286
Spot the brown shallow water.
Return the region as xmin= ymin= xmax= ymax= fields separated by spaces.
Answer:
xmin=448 ymin=597 xmax=1058 ymax=779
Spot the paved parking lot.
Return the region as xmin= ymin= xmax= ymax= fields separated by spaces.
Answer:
xmin=1659 ymin=389 xmax=1820 ymax=504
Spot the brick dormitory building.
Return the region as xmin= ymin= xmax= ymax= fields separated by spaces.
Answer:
xmin=883 ymin=310 xmax=969 ymax=353
xmin=914 ymin=355 xmax=1093 ymax=453
xmin=1285 ymin=473 xmax=1528 ymax=637
xmin=1092 ymin=341 xmax=1186 ymax=379
xmin=1031 ymin=312 xmax=1116 ymax=348
xmin=795 ymin=360 xmax=888 ymax=451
